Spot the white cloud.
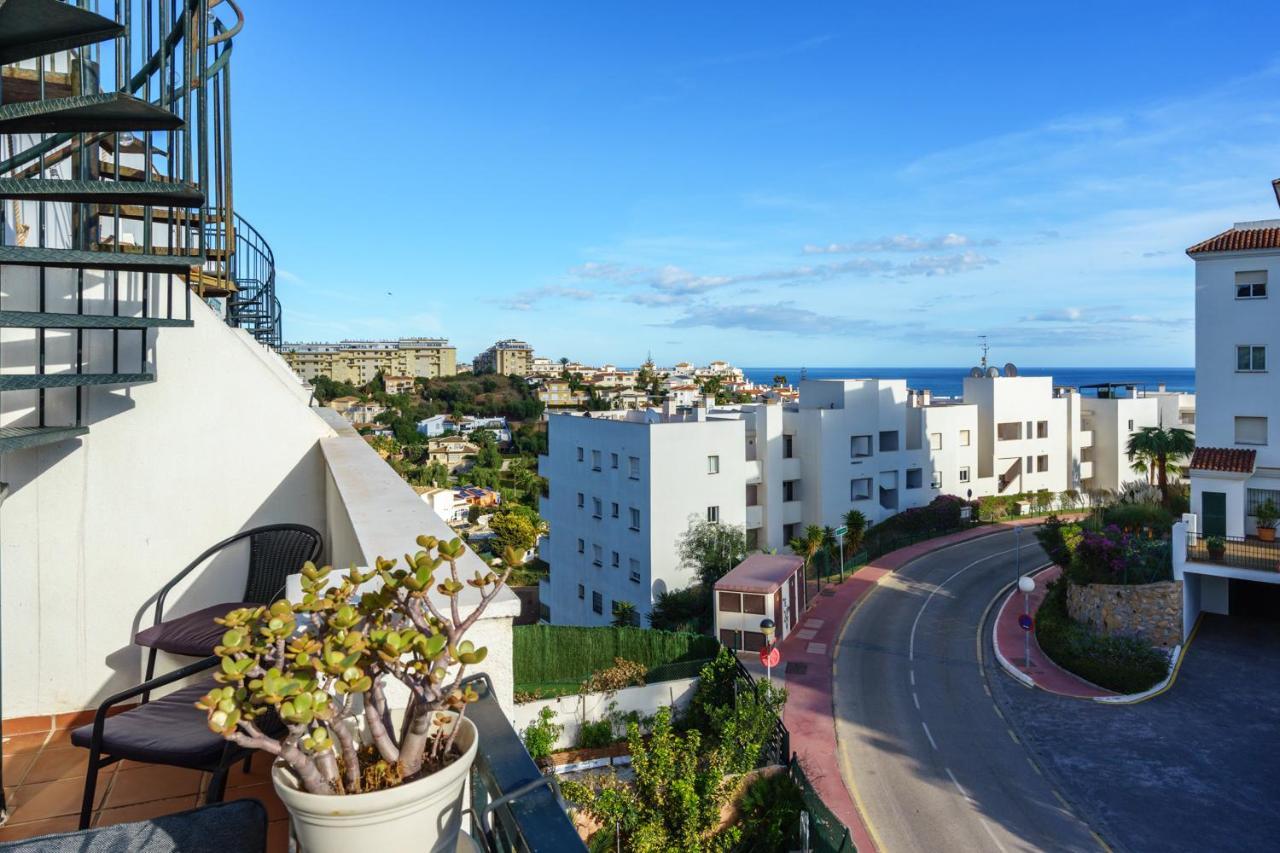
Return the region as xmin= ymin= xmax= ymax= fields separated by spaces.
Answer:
xmin=496 ymin=285 xmax=597 ymax=311
xmin=802 ymin=233 xmax=997 ymax=254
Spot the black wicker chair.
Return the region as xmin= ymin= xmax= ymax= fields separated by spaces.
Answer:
xmin=69 ymin=657 xmax=278 ymax=830
xmin=134 ymin=524 xmax=322 ymax=682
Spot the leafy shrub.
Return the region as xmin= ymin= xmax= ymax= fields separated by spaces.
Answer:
xmin=580 ymin=658 xmax=648 ymax=694
xmin=1035 ymin=578 xmax=1169 ymax=693
xmin=647 ymin=584 xmax=712 ymax=634
xmin=731 ymin=771 xmax=805 ymax=853
xmin=521 ymin=707 xmax=563 ymax=760
xmin=864 ymin=495 xmax=974 ymax=554
xmin=514 ymin=624 xmax=717 ymax=692
xmin=1102 ymin=501 xmax=1175 ymax=534
xmin=577 ymin=719 xmax=616 ymax=749
xmin=1067 ymin=525 xmax=1171 ymax=585
xmin=1035 ymin=515 xmax=1084 ymax=564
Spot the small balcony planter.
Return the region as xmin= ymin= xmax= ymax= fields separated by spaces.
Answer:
xmin=1255 ymin=500 xmax=1279 ymax=543
xmin=197 ymin=535 xmax=519 ymax=853
xmin=1206 ymin=536 xmax=1226 ymax=561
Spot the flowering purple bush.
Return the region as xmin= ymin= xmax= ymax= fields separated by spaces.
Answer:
xmin=1067 ymin=525 xmax=1170 ymax=585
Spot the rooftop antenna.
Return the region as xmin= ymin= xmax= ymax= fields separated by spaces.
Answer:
xmin=1273 ymin=178 xmax=1280 ymax=210
xmin=978 ymin=336 xmax=990 ymax=370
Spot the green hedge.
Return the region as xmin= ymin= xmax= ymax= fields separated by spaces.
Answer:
xmin=513 ymin=624 xmax=719 ymax=690
xmin=1035 ymin=578 xmax=1169 ymax=694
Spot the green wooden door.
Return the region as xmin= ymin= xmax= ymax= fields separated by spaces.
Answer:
xmin=1202 ymin=491 xmax=1227 ymax=537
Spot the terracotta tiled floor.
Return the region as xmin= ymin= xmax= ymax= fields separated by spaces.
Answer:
xmin=0 ymin=727 xmax=291 ymax=850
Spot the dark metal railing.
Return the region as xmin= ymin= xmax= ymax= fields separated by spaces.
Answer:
xmin=733 ymin=659 xmax=791 ymax=766
xmin=1186 ymin=531 xmax=1280 ymax=573
xmin=214 ymin=210 xmax=282 ymax=349
xmin=462 ymin=674 xmax=584 ymax=852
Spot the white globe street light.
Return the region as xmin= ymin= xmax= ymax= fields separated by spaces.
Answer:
xmin=1018 ymin=575 xmax=1036 ymax=667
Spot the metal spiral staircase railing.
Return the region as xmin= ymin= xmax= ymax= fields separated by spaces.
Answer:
xmin=0 ymin=0 xmax=264 ymax=454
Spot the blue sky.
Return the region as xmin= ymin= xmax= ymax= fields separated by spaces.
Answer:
xmin=229 ymin=1 xmax=1280 ymax=367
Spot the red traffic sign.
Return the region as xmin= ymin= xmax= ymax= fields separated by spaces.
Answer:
xmin=760 ymin=645 xmax=781 ymax=668
xmin=1018 ymin=613 xmax=1034 ymax=632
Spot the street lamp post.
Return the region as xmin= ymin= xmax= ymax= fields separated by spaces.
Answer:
xmin=1018 ymin=574 xmax=1036 ymax=668
xmin=760 ymin=618 xmax=776 ymax=684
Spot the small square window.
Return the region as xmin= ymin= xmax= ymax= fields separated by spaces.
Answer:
xmin=611 ymin=501 xmax=619 ymax=518
xmin=851 ymin=435 xmax=872 ymax=458
xmin=593 ymin=544 xmax=603 ymax=566
xmin=1235 ymin=416 xmax=1269 ymax=446
xmin=708 ymin=455 xmax=720 ymax=474
xmin=592 ymin=591 xmax=603 ymax=614
xmin=1037 ymin=454 xmax=1049 ymax=472
xmin=707 ymin=506 xmax=719 ymax=523
xmin=879 ymin=430 xmax=899 ymax=452
xmin=959 ymin=466 xmax=970 ymax=483
xmin=576 ymin=492 xmax=584 ymax=509
xmin=591 ymin=449 xmax=601 ymax=470
xmin=959 ymin=430 xmax=971 ymax=447
xmin=929 ymin=432 xmax=942 ymax=451
xmin=783 ymin=480 xmax=799 ymax=501
xmin=577 ymin=538 xmax=585 ymax=554
xmin=611 ymin=551 xmax=620 ymax=568
xmin=628 ymin=456 xmax=640 ymax=479
xmin=629 ymin=507 xmax=641 ymax=530
xmin=576 ymin=446 xmax=584 ymax=462
xmin=1236 ymin=271 xmax=1267 ymax=299
xmin=906 ymin=468 xmax=923 ymax=489
xmin=610 ymin=453 xmax=619 ymax=469
xmin=1237 ymin=345 xmax=1267 ymax=372
xmin=592 ymin=497 xmax=602 ymax=518
xmin=1036 ymin=421 xmax=1048 ymax=439
xmin=577 ymin=583 xmax=585 ymax=600
xmin=930 ymin=470 xmax=942 ymax=489
xmin=783 ymin=434 xmax=795 ymax=458
xmin=851 ymin=477 xmax=873 ymax=501
xmin=629 ymin=559 xmax=641 ymax=584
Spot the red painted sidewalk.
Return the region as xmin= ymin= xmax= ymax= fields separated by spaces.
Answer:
xmin=993 ymin=565 xmax=1115 ymax=698
xmin=779 ymin=519 xmax=1050 ymax=853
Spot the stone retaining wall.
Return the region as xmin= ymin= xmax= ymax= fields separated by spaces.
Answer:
xmin=1066 ymin=580 xmax=1182 ymax=648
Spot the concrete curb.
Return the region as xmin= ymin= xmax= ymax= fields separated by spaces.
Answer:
xmin=992 ymin=601 xmax=1036 ymax=688
xmin=1091 ymin=643 xmax=1183 ymax=705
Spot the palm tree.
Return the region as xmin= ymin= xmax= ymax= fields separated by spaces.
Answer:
xmin=1125 ymin=427 xmax=1195 ymax=506
xmin=821 ymin=526 xmax=838 ymax=577
xmin=789 ymin=525 xmax=825 ymax=573
xmin=842 ymin=509 xmax=868 ymax=559
xmin=611 ymin=600 xmax=638 ymax=628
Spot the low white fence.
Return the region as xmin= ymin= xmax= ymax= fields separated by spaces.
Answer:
xmin=509 ymin=677 xmax=699 ymax=752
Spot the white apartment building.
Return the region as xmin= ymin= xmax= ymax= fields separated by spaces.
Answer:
xmin=538 ymin=408 xmax=747 ymax=625
xmin=541 ymin=370 xmax=1189 ymax=627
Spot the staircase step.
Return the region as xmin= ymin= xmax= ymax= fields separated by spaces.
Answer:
xmin=0 ymin=246 xmax=193 ymax=275
xmin=0 ymin=178 xmax=203 ymax=207
xmin=0 ymin=372 xmax=153 ymax=391
xmin=0 ymin=0 xmax=124 ymax=66
xmin=0 ymin=424 xmax=88 ymax=453
xmin=0 ymin=310 xmax=192 ymax=329
xmin=0 ymin=92 xmax=182 ymax=133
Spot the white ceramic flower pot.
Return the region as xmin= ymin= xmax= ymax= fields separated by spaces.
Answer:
xmin=273 ymin=712 xmax=478 ymax=853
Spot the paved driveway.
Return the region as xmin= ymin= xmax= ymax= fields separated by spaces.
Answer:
xmin=990 ymin=613 xmax=1280 ymax=853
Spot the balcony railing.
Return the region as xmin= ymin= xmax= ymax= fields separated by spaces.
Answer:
xmin=1186 ymin=531 xmax=1280 ymax=573
xmin=464 ymin=674 xmax=585 ymax=852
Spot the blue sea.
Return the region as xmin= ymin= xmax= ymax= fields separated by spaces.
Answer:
xmin=741 ymin=367 xmax=1194 ymax=398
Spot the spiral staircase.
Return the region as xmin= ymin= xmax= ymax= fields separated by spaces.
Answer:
xmin=0 ymin=0 xmax=280 ymax=454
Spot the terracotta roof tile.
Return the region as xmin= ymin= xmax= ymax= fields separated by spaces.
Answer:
xmin=1190 ymin=447 xmax=1256 ymax=474
xmin=1187 ymin=227 xmax=1280 ymax=255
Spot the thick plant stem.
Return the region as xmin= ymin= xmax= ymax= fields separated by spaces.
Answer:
xmin=315 ymin=750 xmax=344 ymax=794
xmin=363 ymin=688 xmax=399 ymax=764
xmin=397 ymin=707 xmax=434 ymax=777
xmin=330 ymin=719 xmax=362 ymax=794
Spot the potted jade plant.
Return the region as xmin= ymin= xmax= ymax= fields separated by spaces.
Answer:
xmin=197 ymin=535 xmax=516 ymax=853
xmin=1206 ymin=535 xmax=1226 ymax=561
xmin=1255 ymin=499 xmax=1279 ymax=543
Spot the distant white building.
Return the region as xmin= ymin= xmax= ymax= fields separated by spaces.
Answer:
xmin=541 ymin=371 xmax=1194 ymax=627
xmin=417 ymin=414 xmax=450 ymax=437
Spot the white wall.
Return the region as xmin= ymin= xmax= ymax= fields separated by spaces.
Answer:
xmin=0 ymin=301 xmax=334 ymax=718
xmin=1080 ymin=395 xmax=1160 ymax=492
xmin=509 ymin=677 xmax=698 ymax=752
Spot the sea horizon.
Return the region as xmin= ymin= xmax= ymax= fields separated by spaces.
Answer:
xmin=738 ymin=366 xmax=1196 ymax=398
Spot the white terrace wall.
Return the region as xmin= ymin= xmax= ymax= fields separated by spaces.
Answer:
xmin=509 ymin=677 xmax=699 ymax=752
xmin=0 ymin=301 xmax=334 ymax=719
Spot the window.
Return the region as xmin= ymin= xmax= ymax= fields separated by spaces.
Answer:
xmin=746 ymin=528 xmax=759 ymax=549
xmin=576 ymin=538 xmax=585 ymax=554
xmin=851 ymin=435 xmax=872 ymax=458
xmin=1026 ymin=455 xmax=1033 ymax=473
xmin=1235 ymin=416 xmax=1269 ymax=446
xmin=1026 ymin=421 xmax=1033 ymax=437
xmin=1127 ymin=419 xmax=1134 ymax=432
xmin=930 ymin=470 xmax=942 ymax=489
xmin=1037 ymin=454 xmax=1049 ymax=472
xmin=929 ymin=432 xmax=942 ymax=451
xmin=629 ymin=559 xmax=641 ymax=583
xmin=629 ymin=507 xmax=641 ymax=530
xmin=905 ymin=468 xmax=923 ymax=489
xmin=1248 ymin=488 xmax=1280 ymax=515
xmin=707 ymin=506 xmax=720 ymax=523
xmin=851 ymin=477 xmax=873 ymax=501
xmin=592 ymin=544 xmax=603 ymax=566
xmin=783 ymin=480 xmax=799 ymax=502
xmin=783 ymin=434 xmax=794 ymax=458
xmin=576 ymin=492 xmax=584 ymax=509
xmin=592 ymin=497 xmax=602 ymax=518
xmin=719 ymin=591 xmax=742 ymax=612
xmin=610 ymin=452 xmax=619 ymax=469
xmin=611 ymin=551 xmax=620 ymax=568
xmin=1237 ymin=345 xmax=1267 ymax=372
xmin=628 ymin=456 xmax=640 ymax=479
xmin=959 ymin=429 xmax=971 ymax=447
xmin=997 ymin=422 xmax=1022 ymax=441
xmin=879 ymin=430 xmax=900 ymax=452
xmin=1036 ymin=421 xmax=1048 ymax=439
xmin=591 ymin=449 xmax=601 ymax=470
xmin=1236 ymin=270 xmax=1268 ymax=299
xmin=592 ymin=591 xmax=603 ymax=614
xmin=742 ymin=594 xmax=767 ymax=615
xmin=783 ymin=523 xmax=799 ymax=542
xmin=577 ymin=583 xmax=585 ymax=600
xmin=611 ymin=501 xmax=619 ymax=518
xmin=576 ymin=446 xmax=584 ymax=462
xmin=959 ymin=466 xmax=970 ymax=483
xmin=708 ymin=454 xmax=720 ymax=474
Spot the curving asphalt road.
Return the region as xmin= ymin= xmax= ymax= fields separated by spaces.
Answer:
xmin=832 ymin=528 xmax=1101 ymax=853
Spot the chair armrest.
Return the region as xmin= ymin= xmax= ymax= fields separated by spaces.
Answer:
xmin=82 ymin=656 xmax=219 ymax=754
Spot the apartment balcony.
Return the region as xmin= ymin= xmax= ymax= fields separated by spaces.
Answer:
xmin=746 ymin=504 xmax=763 ymax=529
xmin=745 ymin=459 xmax=762 ymax=484
xmin=1185 ymin=531 xmax=1280 ymax=574
xmin=782 ymin=500 xmax=804 ymax=525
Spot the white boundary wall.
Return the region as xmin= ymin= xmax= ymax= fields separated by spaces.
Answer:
xmin=509 ymin=676 xmax=699 ymax=752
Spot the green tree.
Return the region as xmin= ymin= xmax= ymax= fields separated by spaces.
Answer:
xmin=488 ymin=511 xmax=539 ymax=556
xmin=677 ymin=517 xmax=748 ymax=589
xmin=788 ymin=524 xmax=825 ymax=573
xmin=772 ymin=374 xmax=787 ymax=387
xmin=1125 ymin=427 xmax=1195 ymax=506
xmin=842 ymin=508 xmax=868 ymax=559
xmin=611 ymin=600 xmax=639 ymax=628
